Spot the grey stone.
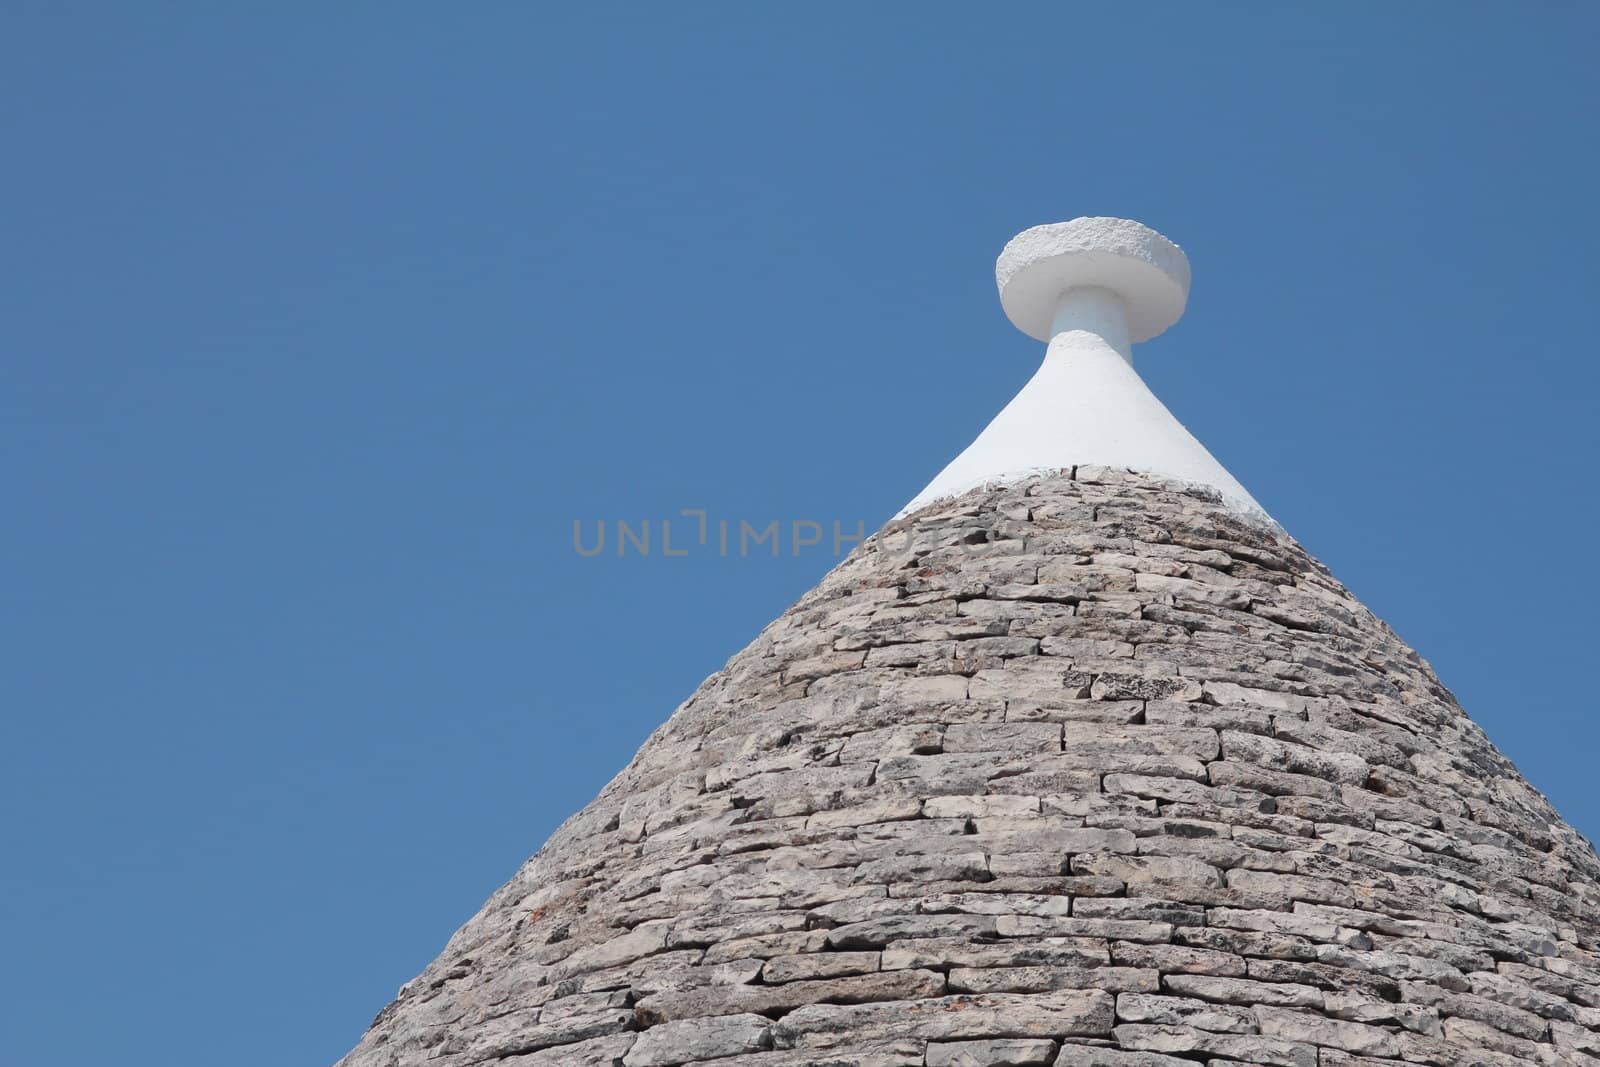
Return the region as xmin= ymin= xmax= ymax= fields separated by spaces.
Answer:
xmin=926 ymin=1038 xmax=1059 ymax=1066
xmin=949 ymin=966 xmax=1159 ymax=994
xmin=762 ymin=951 xmax=880 ymax=983
xmin=622 ymin=1012 xmax=772 ymax=1065
xmin=1252 ymin=1005 xmax=1403 ymax=1057
xmin=1051 ymin=1047 xmax=1192 ymax=1067
xmin=1161 ymin=973 xmax=1324 ymax=1008
xmin=1113 ymin=992 xmax=1257 ymax=1033
xmin=334 ymin=472 xmax=1600 ymax=1067
xmin=1112 ymin=1023 xmax=1317 ymax=1067
xmin=500 ymin=1033 xmax=637 ymax=1066
xmin=633 ymin=968 xmax=945 ymax=1023
xmin=773 ymin=991 xmax=1115 ymax=1049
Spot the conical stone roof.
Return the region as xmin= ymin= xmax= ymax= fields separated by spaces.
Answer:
xmin=338 ymin=222 xmax=1600 ymax=1067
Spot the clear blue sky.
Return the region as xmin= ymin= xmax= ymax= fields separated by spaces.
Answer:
xmin=3 ymin=5 xmax=1598 ymax=1064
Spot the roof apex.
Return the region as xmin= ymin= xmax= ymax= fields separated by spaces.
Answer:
xmin=901 ymin=217 xmax=1270 ymax=524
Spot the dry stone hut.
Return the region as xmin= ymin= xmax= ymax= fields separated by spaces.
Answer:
xmin=338 ymin=219 xmax=1600 ymax=1067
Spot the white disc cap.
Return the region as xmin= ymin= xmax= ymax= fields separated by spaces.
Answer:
xmin=997 ymin=217 xmax=1191 ymax=343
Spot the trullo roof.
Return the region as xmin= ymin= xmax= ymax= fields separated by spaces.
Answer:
xmin=337 ymin=219 xmax=1600 ymax=1067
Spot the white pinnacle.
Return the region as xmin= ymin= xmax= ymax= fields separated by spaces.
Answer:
xmin=899 ymin=217 xmax=1271 ymax=523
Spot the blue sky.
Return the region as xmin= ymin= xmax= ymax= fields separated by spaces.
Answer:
xmin=3 ymin=5 xmax=1598 ymax=1065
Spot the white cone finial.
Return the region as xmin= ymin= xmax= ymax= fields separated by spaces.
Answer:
xmin=899 ymin=217 xmax=1271 ymax=522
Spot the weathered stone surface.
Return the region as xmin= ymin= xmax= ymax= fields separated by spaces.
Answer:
xmin=634 ymin=967 xmax=945 ymax=1023
xmin=336 ymin=472 xmax=1600 ymax=1067
xmin=1051 ymin=1048 xmax=1193 ymax=1067
xmin=683 ymin=1050 xmax=922 ymax=1067
xmin=1114 ymin=992 xmax=1257 ymax=1033
xmin=1252 ymin=1005 xmax=1404 ymax=1057
xmin=761 ymin=951 xmax=880 ymax=983
xmin=881 ymin=936 xmax=1107 ymax=971
xmin=949 ymin=965 xmax=1158 ymax=994
xmin=622 ymin=1012 xmax=771 ymax=1065
xmin=774 ymin=990 xmax=1115 ymax=1048
xmin=1161 ymin=973 xmax=1323 ymax=1008
xmin=925 ymin=1038 xmax=1059 ymax=1066
xmin=500 ymin=1033 xmax=636 ymax=1066
xmin=1113 ymin=1023 xmax=1318 ymax=1067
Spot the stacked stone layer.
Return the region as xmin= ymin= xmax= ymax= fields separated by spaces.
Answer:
xmin=340 ymin=469 xmax=1600 ymax=1067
